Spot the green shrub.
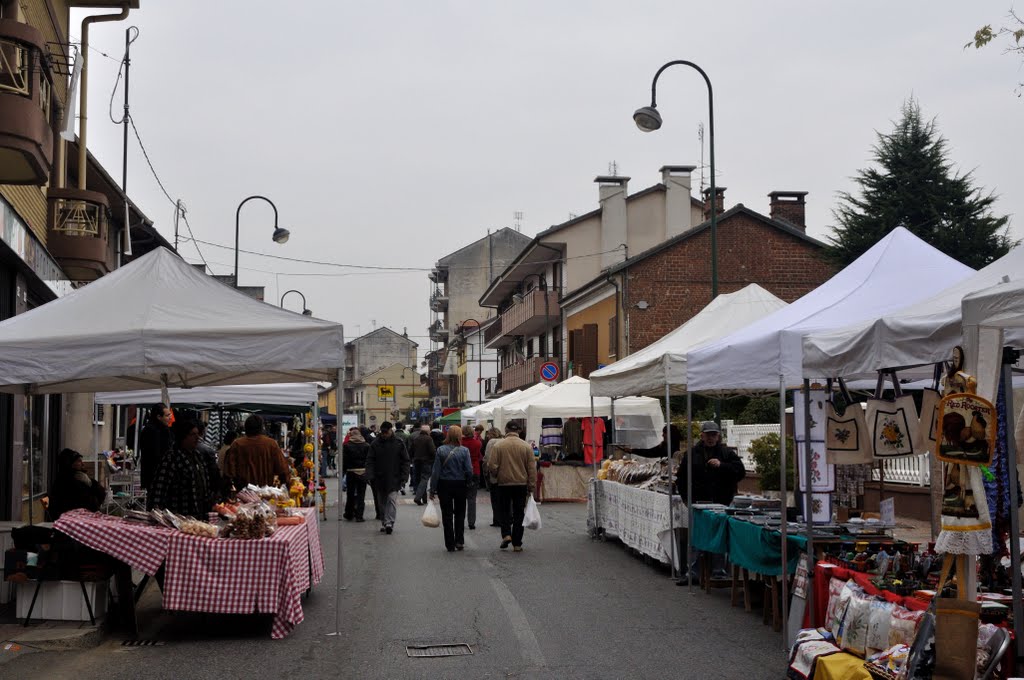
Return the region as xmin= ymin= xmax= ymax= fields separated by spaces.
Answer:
xmin=749 ymin=432 xmax=796 ymax=492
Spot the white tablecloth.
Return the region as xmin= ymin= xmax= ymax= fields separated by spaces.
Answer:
xmin=588 ymin=480 xmax=688 ymax=569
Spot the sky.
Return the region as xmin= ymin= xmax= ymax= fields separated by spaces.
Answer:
xmin=71 ymin=2 xmax=1023 ymax=362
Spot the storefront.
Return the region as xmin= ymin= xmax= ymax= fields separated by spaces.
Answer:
xmin=0 ymin=195 xmax=73 ymax=521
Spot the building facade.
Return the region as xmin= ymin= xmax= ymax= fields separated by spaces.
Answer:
xmin=427 ymin=228 xmax=530 ymax=407
xmin=0 ymin=0 xmax=144 ymax=521
xmin=341 ymin=327 xmax=418 ymax=413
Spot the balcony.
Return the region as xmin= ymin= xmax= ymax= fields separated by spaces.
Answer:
xmin=429 ymin=289 xmax=449 ymax=312
xmin=46 ymin=188 xmax=113 ymax=281
xmin=500 ymin=356 xmax=555 ymax=392
xmin=428 ymin=265 xmax=449 ymax=284
xmin=0 ymin=19 xmax=54 ymax=185
xmin=429 ymin=319 xmax=449 ymax=343
xmin=485 ymin=288 xmax=560 ymax=348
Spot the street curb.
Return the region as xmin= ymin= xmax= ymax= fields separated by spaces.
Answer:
xmin=1 ymin=622 xmax=107 ymax=651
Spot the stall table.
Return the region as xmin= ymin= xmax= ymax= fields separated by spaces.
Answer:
xmin=54 ymin=508 xmax=324 ymax=639
xmin=539 ymin=464 xmax=593 ymax=502
xmin=589 ymin=480 xmax=687 ymax=569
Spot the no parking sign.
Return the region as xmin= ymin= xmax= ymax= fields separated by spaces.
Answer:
xmin=540 ymin=361 xmax=559 ymax=382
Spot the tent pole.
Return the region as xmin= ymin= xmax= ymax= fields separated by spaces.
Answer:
xmin=313 ymin=401 xmax=321 ymax=512
xmin=686 ymin=391 xmax=693 ymax=593
xmin=779 ymin=377 xmax=789 ymax=650
xmin=328 ymin=364 xmax=346 ymax=638
xmin=27 ymin=390 xmax=34 ymax=525
xmin=590 ymin=396 xmax=600 ymax=538
xmin=1001 ymin=352 xmax=1023 ymax=659
xmin=92 ymin=393 xmax=99 ymax=484
xmin=665 ymin=384 xmax=676 ymax=579
xmin=801 ymin=379 xmax=816 ymax=625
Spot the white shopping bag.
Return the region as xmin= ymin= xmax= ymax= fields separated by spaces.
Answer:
xmin=524 ymin=496 xmax=542 ymax=531
xmin=421 ymin=500 xmax=440 ymax=528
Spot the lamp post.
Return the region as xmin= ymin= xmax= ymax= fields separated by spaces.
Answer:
xmin=634 ymin=60 xmax=717 ymax=299
xmin=234 ymin=195 xmax=290 ymax=288
xmin=459 ymin=319 xmax=484 ymax=405
xmin=280 ymin=289 xmax=312 ymax=316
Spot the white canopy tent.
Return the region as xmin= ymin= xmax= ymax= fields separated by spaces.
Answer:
xmin=0 ymin=247 xmax=349 ymax=632
xmin=803 ymin=247 xmax=1024 ymax=381
xmin=500 ymin=376 xmax=664 ymax=449
xmin=589 ymin=284 xmax=787 ymax=398
xmin=0 ymin=247 xmax=345 ymax=395
xmin=490 ymin=382 xmax=553 ymax=430
xmin=460 ymin=388 xmax=524 ymax=425
xmin=686 ymin=227 xmax=975 ymax=394
xmin=95 ymin=383 xmax=320 ymax=407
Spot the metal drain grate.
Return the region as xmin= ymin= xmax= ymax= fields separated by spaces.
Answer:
xmin=122 ymin=640 xmax=165 ymax=647
xmin=406 ymin=643 xmax=473 ymax=658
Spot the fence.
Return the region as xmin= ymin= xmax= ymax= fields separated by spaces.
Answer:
xmin=727 ymin=423 xmax=930 ymax=487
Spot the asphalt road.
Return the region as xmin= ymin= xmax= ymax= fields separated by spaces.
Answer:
xmin=3 ymin=487 xmax=789 ymax=679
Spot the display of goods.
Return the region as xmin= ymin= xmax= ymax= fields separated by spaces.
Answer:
xmin=213 ymin=502 xmax=241 ymax=518
xmin=123 ymin=509 xmax=158 ymax=525
xmin=245 ymin=484 xmax=288 ymax=501
xmin=220 ymin=502 xmax=277 ymax=539
xmin=617 ymin=459 xmax=666 ymax=486
xmin=178 ymin=518 xmax=219 ymax=538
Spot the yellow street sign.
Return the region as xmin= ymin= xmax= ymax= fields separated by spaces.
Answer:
xmin=377 ymin=385 xmax=395 ymax=401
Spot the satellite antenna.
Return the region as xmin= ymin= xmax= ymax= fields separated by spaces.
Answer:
xmin=608 ymin=160 xmax=619 ymax=176
xmin=513 ymin=211 xmax=523 ymax=232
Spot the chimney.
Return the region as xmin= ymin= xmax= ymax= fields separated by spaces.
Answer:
xmin=595 ymin=175 xmax=629 ymax=269
xmin=768 ymin=191 xmax=808 ymax=231
xmin=660 ymin=165 xmax=695 ymax=239
xmin=701 ymin=186 xmax=726 ymax=222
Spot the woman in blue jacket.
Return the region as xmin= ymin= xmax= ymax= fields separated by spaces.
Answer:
xmin=429 ymin=425 xmax=475 ymax=552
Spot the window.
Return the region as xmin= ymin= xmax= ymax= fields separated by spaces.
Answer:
xmin=608 ymin=317 xmax=617 ymax=358
xmin=539 ymin=332 xmax=548 ymax=357
xmin=526 ymin=338 xmax=534 ymax=358
xmin=552 ymin=324 xmax=562 ymax=362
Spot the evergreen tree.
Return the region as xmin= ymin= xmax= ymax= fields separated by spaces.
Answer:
xmin=827 ymin=98 xmax=1015 ymax=268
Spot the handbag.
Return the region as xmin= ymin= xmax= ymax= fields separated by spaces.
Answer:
xmin=865 ymin=371 xmax=921 ymax=458
xmin=917 ymin=364 xmax=943 ymax=456
xmin=825 ymin=378 xmax=872 ymax=465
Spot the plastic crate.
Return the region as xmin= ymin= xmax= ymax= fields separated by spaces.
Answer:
xmin=15 ymin=580 xmax=108 ymax=622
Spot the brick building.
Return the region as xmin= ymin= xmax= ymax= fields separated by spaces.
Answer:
xmin=562 ymin=190 xmax=835 ymax=372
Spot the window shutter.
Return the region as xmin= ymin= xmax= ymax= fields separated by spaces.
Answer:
xmin=608 ymin=317 xmax=617 ymax=358
xmin=579 ymin=323 xmax=599 ymax=378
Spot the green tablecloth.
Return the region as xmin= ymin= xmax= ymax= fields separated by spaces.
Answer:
xmin=726 ymin=517 xmax=807 ymax=576
xmin=690 ymin=509 xmax=730 ymax=554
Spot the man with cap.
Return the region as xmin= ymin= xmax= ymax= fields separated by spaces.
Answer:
xmin=364 ymin=421 xmax=410 ymax=534
xmin=675 ymin=421 xmax=746 ymax=583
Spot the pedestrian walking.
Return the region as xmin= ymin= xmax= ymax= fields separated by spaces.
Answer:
xmin=342 ymin=427 xmax=370 ymax=521
xmin=428 ymin=425 xmax=474 ymax=552
xmin=410 ymin=424 xmax=436 ymax=505
xmin=364 ymin=421 xmax=410 ymax=534
xmin=461 ymin=426 xmax=483 ymax=530
xmin=482 ymin=427 xmax=503 ymax=526
xmin=487 ymin=421 xmax=537 ymax=552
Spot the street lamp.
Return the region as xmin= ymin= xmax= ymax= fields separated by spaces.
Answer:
xmin=634 ymin=60 xmax=718 ymax=299
xmin=234 ymin=195 xmax=290 ymax=288
xmin=280 ymin=289 xmax=312 ymax=316
xmin=459 ymin=319 xmax=484 ymax=405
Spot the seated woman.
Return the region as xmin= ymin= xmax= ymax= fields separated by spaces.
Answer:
xmin=47 ymin=448 xmax=106 ymax=521
xmin=149 ymin=418 xmax=215 ymax=518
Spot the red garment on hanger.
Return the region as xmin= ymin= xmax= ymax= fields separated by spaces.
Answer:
xmin=582 ymin=417 xmax=606 ymax=464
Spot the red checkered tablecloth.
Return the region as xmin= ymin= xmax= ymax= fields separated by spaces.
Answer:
xmin=53 ymin=508 xmax=323 ymax=639
xmin=54 ymin=509 xmax=174 ymax=575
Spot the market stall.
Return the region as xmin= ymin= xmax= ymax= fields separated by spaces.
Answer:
xmin=53 ymin=506 xmax=324 ymax=639
xmin=490 ymin=382 xmax=553 ymax=430
xmin=0 ymin=247 xmax=345 ymax=635
xmin=586 ymin=284 xmax=790 ymax=579
xmin=589 ymin=479 xmax=687 ymax=568
xmin=460 ymin=388 xmax=523 ymax=426
xmin=686 ymin=227 xmax=976 ymax=649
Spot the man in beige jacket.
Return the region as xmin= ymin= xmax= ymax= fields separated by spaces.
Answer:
xmin=487 ymin=421 xmax=537 ymax=552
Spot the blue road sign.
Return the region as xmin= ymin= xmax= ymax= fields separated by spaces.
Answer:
xmin=540 ymin=361 xmax=559 ymax=382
